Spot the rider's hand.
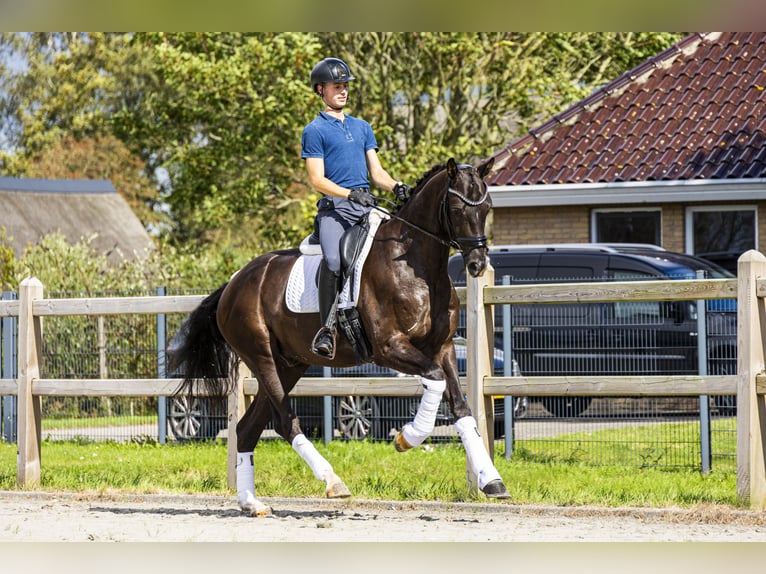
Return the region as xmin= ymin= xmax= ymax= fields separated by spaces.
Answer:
xmin=348 ymin=189 xmax=377 ymax=207
xmin=393 ymin=183 xmax=411 ymax=202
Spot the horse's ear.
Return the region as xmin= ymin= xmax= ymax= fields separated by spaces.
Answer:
xmin=447 ymin=158 xmax=458 ymax=179
xmin=478 ymin=157 xmax=495 ymax=179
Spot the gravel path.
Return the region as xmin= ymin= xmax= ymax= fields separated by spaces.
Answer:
xmin=2 ymin=490 xmax=765 ymax=542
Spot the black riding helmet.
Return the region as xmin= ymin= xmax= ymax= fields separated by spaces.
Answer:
xmin=310 ymin=58 xmax=355 ymax=94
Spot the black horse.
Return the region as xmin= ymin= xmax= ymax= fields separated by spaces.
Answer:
xmin=170 ymin=157 xmax=509 ymax=515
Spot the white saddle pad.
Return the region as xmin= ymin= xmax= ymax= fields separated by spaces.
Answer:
xmin=285 ymin=208 xmax=389 ymax=313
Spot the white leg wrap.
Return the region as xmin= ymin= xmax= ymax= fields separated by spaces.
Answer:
xmin=400 ymin=377 xmax=446 ymax=448
xmin=292 ymin=433 xmax=333 ymax=481
xmin=236 ymin=452 xmax=258 ymax=509
xmin=454 ymin=416 xmax=502 ymax=490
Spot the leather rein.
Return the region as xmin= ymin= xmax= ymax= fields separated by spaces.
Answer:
xmin=372 ymin=166 xmax=489 ymax=254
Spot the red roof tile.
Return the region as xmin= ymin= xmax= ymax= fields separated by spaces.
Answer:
xmin=487 ymin=33 xmax=766 ymax=187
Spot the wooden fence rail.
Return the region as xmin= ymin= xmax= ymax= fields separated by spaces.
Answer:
xmin=2 ymin=249 xmax=766 ymax=507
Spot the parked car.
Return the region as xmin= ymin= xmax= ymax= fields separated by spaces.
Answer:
xmin=165 ymin=334 xmax=525 ymax=441
xmin=448 ymin=243 xmax=738 ymax=417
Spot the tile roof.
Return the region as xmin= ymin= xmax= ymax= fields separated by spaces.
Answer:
xmin=487 ymin=32 xmax=766 ymax=187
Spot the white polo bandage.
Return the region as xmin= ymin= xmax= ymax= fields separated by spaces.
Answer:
xmin=454 ymin=416 xmax=502 ymax=489
xmin=292 ymin=433 xmax=333 ymax=481
xmin=236 ymin=452 xmax=258 ymax=509
xmin=400 ymin=377 xmax=446 ymax=448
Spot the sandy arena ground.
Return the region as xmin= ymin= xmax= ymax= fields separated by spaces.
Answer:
xmin=2 ymin=490 xmax=766 ymax=542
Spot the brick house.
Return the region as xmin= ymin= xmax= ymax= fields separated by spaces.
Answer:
xmin=486 ymin=32 xmax=766 ymax=274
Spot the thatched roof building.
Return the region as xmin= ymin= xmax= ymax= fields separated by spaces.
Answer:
xmin=0 ymin=176 xmax=154 ymax=261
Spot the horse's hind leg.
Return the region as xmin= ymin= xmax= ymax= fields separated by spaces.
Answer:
xmin=235 ymin=392 xmax=275 ymax=516
xmin=272 ymin=395 xmax=351 ymax=499
xmin=250 ymin=360 xmax=351 ymax=499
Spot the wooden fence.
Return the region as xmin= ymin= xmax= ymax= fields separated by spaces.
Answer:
xmin=1 ymin=249 xmax=765 ymax=507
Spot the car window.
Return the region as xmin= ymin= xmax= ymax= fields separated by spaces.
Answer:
xmin=536 ymin=266 xmax=596 ymax=282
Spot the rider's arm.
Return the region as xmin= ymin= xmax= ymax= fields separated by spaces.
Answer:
xmin=305 ymin=157 xmax=354 ymax=199
xmin=366 ymin=149 xmax=401 ymax=192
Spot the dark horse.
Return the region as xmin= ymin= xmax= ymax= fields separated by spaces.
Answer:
xmin=170 ymin=157 xmax=509 ymax=515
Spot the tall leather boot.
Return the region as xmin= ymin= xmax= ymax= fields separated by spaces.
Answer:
xmin=311 ymin=259 xmax=341 ymax=358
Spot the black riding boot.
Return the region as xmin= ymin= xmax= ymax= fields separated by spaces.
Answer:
xmin=311 ymin=260 xmax=341 ymax=358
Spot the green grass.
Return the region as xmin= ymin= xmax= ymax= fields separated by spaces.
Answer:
xmin=0 ymin=420 xmax=742 ymax=508
xmin=42 ymin=415 xmax=157 ymax=430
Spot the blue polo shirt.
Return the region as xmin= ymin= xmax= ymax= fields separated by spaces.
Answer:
xmin=301 ymin=112 xmax=378 ymax=189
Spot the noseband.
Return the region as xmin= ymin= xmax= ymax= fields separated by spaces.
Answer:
xmin=440 ymin=168 xmax=490 ymax=254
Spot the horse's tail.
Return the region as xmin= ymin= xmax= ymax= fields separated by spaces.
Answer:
xmin=168 ymin=283 xmax=238 ymax=401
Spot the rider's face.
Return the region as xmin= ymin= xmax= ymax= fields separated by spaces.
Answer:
xmin=321 ymin=82 xmax=348 ymax=109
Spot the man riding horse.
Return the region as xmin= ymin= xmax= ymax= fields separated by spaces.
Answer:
xmin=301 ymin=57 xmax=410 ymax=358
xmin=169 ymin=57 xmax=510 ymax=516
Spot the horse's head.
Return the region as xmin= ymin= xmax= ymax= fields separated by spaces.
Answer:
xmin=443 ymin=157 xmax=494 ymax=278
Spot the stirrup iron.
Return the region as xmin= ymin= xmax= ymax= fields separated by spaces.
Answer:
xmin=311 ymin=325 xmax=337 ymax=359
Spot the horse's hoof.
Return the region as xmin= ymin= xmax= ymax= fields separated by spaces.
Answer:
xmin=482 ymin=479 xmax=511 ymax=499
xmin=394 ymin=431 xmax=413 ymax=452
xmin=326 ymin=480 xmax=352 ymax=499
xmin=242 ymin=501 xmax=273 ymax=517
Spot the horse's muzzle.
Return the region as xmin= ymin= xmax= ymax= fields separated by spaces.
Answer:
xmin=463 ymin=249 xmax=489 ymax=278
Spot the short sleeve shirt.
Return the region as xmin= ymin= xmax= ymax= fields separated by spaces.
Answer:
xmin=301 ymin=112 xmax=379 ymax=189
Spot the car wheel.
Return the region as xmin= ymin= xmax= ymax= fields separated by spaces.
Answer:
xmin=541 ymin=396 xmax=592 ymax=418
xmin=167 ymin=395 xmax=210 ymax=440
xmin=335 ymin=395 xmax=381 ymax=440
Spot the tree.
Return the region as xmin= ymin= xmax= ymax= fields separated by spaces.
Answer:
xmin=113 ymin=32 xmax=323 ymax=252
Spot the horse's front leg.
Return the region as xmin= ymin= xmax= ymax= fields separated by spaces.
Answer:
xmin=433 ymin=351 xmax=510 ymax=500
xmin=394 ymin=376 xmax=447 ymax=452
xmin=394 ymin=348 xmax=510 ymax=498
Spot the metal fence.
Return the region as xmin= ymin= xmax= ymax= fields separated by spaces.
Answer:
xmin=0 ymin=285 xmax=737 ymax=471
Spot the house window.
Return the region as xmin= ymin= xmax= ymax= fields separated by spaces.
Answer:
xmin=592 ymin=209 xmax=661 ymax=246
xmin=685 ymin=205 xmax=757 ymax=274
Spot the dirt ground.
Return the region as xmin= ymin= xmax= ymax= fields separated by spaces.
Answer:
xmin=2 ymin=490 xmax=766 ymax=542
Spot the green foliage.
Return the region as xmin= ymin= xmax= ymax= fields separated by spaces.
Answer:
xmin=12 ymin=231 xmax=241 ymax=293
xmin=0 ymin=227 xmax=16 ymax=290
xmin=113 ymin=32 xmax=323 ymax=252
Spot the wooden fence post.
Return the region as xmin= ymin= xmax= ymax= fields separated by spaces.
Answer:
xmin=465 ymin=264 xmax=495 ymax=493
xmin=736 ymin=250 xmax=766 ymax=508
xmin=17 ymin=277 xmax=43 ymax=486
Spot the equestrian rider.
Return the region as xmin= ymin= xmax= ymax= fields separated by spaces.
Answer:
xmin=302 ymin=57 xmax=410 ymax=358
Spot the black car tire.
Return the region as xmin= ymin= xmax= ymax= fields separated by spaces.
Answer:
xmin=335 ymin=395 xmax=382 ymax=440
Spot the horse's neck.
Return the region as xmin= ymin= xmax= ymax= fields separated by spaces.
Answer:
xmin=400 ymin=178 xmax=448 ymax=232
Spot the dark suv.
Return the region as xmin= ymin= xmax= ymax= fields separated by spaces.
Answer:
xmin=448 ymin=243 xmax=738 ymax=417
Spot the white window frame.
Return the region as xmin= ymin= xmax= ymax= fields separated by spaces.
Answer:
xmin=591 ymin=207 xmax=663 ymax=246
xmin=684 ymin=205 xmax=758 ymax=255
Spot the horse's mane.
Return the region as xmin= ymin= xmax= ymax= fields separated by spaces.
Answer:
xmin=391 ymin=163 xmax=447 ymax=214
xmin=411 ymin=163 xmax=447 ymax=195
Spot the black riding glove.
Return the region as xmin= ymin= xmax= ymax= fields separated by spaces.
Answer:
xmin=348 ymin=189 xmax=377 ymax=207
xmin=393 ymin=183 xmax=411 ymax=202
